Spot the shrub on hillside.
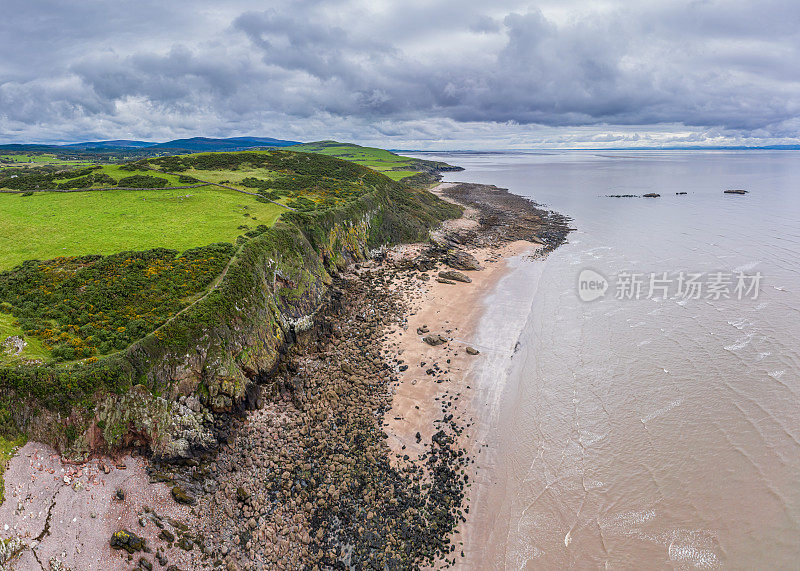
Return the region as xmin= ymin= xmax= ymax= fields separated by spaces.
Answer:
xmin=54 ymin=172 xmax=118 ymax=190
xmin=117 ymin=175 xmax=169 ymax=188
xmin=0 ymin=243 xmax=236 ymax=361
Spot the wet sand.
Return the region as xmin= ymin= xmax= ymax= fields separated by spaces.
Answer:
xmin=455 ymin=251 xmax=548 ymax=568
xmin=382 ymin=239 xmax=548 ymax=569
xmin=384 ymin=239 xmax=539 ymax=458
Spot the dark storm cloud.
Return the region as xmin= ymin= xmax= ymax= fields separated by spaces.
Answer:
xmin=2 ymin=0 xmax=800 ymax=145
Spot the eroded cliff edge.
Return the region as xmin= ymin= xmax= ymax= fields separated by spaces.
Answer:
xmin=0 ymin=178 xmax=462 ymax=462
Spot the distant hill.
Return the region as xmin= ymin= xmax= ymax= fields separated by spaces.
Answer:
xmin=0 ymin=136 xmax=301 ymax=153
xmin=148 ymin=136 xmax=299 ymax=151
xmin=63 ymin=140 xmax=153 ymax=149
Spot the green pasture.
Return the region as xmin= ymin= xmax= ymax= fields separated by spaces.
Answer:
xmin=0 ymin=153 xmax=87 ymax=166
xmin=0 ymin=187 xmax=283 ymax=271
xmin=287 ymin=142 xmax=420 ymax=179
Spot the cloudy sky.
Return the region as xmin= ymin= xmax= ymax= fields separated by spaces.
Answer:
xmin=2 ymin=0 xmax=799 ymax=148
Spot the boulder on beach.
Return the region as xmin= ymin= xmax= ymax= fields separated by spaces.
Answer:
xmin=110 ymin=530 xmax=146 ymax=553
xmin=438 ymin=270 xmax=472 ymax=283
xmin=436 ymin=278 xmax=456 ymax=285
xmin=171 ymin=485 xmax=195 ymax=505
xmin=465 ymin=346 xmax=480 ymax=355
xmin=445 ymin=249 xmax=482 ymax=271
xmin=423 ymin=334 xmax=448 ymax=346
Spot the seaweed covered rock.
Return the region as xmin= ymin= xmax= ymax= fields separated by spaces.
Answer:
xmin=110 ymin=530 xmax=146 ymax=553
xmin=171 ymin=485 xmax=195 ymax=505
xmin=423 ymin=334 xmax=449 ymax=346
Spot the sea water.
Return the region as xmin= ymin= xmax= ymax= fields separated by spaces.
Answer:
xmin=408 ymin=150 xmax=800 ymax=569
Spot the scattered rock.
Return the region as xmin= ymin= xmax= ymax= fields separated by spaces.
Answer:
xmin=423 ymin=334 xmax=448 ymax=346
xmin=465 ymin=346 xmax=480 ymax=355
xmin=724 ymin=189 xmax=748 ymax=194
xmin=643 ymin=193 xmax=661 ymax=198
xmin=438 ymin=270 xmax=471 ymax=283
xmin=171 ymin=486 xmax=195 ymax=505
xmin=110 ymin=530 xmax=146 ymax=554
xmin=436 ymin=278 xmax=456 ymax=285
xmin=0 ymin=335 xmax=26 ymax=357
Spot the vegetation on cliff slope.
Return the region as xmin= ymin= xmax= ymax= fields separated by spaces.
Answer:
xmin=0 ymin=243 xmax=235 ymax=362
xmin=0 ymin=148 xmax=461 ymax=452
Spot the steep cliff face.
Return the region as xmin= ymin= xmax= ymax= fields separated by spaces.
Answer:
xmin=0 ymin=183 xmax=461 ymax=460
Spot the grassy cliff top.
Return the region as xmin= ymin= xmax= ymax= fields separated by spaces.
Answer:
xmin=0 ymin=146 xmax=445 ymax=270
xmin=286 ymin=141 xmax=456 ymax=180
xmin=0 ymin=147 xmax=460 ymax=367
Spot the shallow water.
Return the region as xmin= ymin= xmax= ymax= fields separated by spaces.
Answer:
xmin=409 ymin=151 xmax=800 ymax=569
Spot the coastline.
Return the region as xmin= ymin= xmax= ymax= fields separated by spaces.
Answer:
xmin=383 ymin=239 xmax=546 ymax=569
xmin=382 ymin=181 xmax=567 ymax=568
xmin=457 ymin=249 xmax=547 ymax=569
xmin=0 ymin=180 xmax=569 ymax=570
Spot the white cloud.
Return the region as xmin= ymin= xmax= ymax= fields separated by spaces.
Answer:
xmin=1 ymin=0 xmax=800 ymax=147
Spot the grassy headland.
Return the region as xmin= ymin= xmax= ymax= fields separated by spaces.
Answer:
xmin=0 ymin=146 xmax=461 ymax=436
xmin=287 ymin=140 xmax=461 ymax=180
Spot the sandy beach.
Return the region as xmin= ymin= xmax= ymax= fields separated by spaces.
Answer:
xmin=0 ymin=181 xmax=568 ymax=570
xmin=383 ymin=238 xmax=538 ymax=459
xmin=383 ymin=240 xmax=545 ymax=568
xmin=381 ymin=182 xmax=562 ymax=568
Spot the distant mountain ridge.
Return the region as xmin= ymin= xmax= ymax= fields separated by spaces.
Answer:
xmin=63 ymin=140 xmax=153 ymax=149
xmin=1 ymin=136 xmax=301 ymax=152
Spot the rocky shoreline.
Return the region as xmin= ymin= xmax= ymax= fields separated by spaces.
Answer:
xmin=1 ymin=182 xmax=570 ymax=570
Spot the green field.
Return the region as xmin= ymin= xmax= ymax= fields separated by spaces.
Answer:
xmin=0 ymin=153 xmax=90 ymax=166
xmin=0 ymin=187 xmax=283 ymax=270
xmin=0 ymin=146 xmax=454 ymax=367
xmin=287 ymin=141 xmax=429 ymax=180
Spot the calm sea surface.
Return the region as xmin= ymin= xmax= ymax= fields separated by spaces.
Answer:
xmin=408 ymin=151 xmax=800 ymax=569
